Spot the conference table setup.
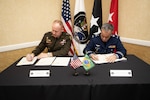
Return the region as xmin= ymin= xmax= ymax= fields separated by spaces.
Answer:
xmin=0 ymin=54 xmax=150 ymax=100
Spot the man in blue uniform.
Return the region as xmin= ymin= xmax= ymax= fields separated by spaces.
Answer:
xmin=83 ymin=23 xmax=126 ymax=63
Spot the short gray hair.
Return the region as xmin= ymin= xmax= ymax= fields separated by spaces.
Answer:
xmin=101 ymin=23 xmax=114 ymax=31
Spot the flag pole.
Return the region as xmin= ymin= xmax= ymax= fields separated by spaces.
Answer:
xmin=82 ymin=56 xmax=90 ymax=76
xmin=82 ymin=54 xmax=94 ymax=76
xmin=73 ymin=69 xmax=79 ymax=76
xmin=84 ymin=70 xmax=90 ymax=76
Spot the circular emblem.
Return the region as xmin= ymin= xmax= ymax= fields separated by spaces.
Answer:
xmin=74 ymin=12 xmax=88 ymax=44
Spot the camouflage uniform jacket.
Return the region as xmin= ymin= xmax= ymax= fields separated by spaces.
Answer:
xmin=32 ymin=32 xmax=71 ymax=56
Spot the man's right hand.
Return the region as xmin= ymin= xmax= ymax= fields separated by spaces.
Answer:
xmin=26 ymin=53 xmax=35 ymax=61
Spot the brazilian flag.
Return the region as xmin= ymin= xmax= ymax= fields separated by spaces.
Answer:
xmin=82 ymin=54 xmax=95 ymax=71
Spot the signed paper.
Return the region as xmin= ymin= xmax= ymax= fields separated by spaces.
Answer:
xmin=35 ymin=57 xmax=56 ymax=66
xmin=16 ymin=57 xmax=37 ymax=66
xmin=51 ymin=57 xmax=70 ymax=66
xmin=92 ymin=54 xmax=127 ymax=64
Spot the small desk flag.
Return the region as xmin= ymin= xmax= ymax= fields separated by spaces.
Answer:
xmin=70 ymin=53 xmax=82 ymax=69
xmin=82 ymin=54 xmax=95 ymax=71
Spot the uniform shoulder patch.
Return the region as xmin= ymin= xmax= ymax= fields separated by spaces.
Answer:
xmin=64 ymin=32 xmax=72 ymax=40
xmin=65 ymin=32 xmax=70 ymax=36
xmin=69 ymin=35 xmax=72 ymax=40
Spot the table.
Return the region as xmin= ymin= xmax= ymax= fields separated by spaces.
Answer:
xmin=0 ymin=55 xmax=150 ymax=100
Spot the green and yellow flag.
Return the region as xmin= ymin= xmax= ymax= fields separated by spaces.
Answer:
xmin=82 ymin=54 xmax=95 ymax=71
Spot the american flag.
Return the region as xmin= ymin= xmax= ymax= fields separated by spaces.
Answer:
xmin=61 ymin=0 xmax=76 ymax=56
xmin=70 ymin=53 xmax=82 ymax=69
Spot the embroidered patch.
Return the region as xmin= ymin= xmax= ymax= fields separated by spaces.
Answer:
xmin=96 ymin=44 xmax=100 ymax=47
xmin=95 ymin=44 xmax=100 ymax=53
xmin=46 ymin=37 xmax=52 ymax=44
xmin=60 ymin=39 xmax=66 ymax=45
xmin=69 ymin=35 xmax=72 ymax=40
xmin=108 ymin=45 xmax=116 ymax=48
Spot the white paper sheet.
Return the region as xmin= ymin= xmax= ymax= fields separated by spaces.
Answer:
xmin=35 ymin=57 xmax=56 ymax=66
xmin=16 ymin=57 xmax=37 ymax=66
xmin=77 ymin=57 xmax=84 ymax=66
xmin=51 ymin=57 xmax=70 ymax=66
xmin=92 ymin=54 xmax=127 ymax=64
xmin=78 ymin=57 xmax=84 ymax=62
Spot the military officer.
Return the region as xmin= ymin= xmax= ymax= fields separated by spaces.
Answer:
xmin=26 ymin=20 xmax=71 ymax=61
xmin=83 ymin=23 xmax=126 ymax=63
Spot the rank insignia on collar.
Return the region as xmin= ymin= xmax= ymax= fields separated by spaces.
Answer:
xmin=60 ymin=39 xmax=66 ymax=45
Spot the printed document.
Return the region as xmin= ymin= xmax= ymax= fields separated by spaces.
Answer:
xmin=51 ymin=57 xmax=70 ymax=66
xmin=92 ymin=53 xmax=127 ymax=64
xmin=35 ymin=57 xmax=56 ymax=66
xmin=16 ymin=57 xmax=37 ymax=66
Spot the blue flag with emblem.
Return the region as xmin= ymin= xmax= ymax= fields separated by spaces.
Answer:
xmin=82 ymin=54 xmax=95 ymax=71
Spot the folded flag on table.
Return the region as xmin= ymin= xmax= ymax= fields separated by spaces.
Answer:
xmin=70 ymin=53 xmax=82 ymax=69
xmin=82 ymin=54 xmax=95 ymax=71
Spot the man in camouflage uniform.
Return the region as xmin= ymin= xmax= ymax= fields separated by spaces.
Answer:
xmin=26 ymin=20 xmax=71 ymax=61
xmin=83 ymin=23 xmax=126 ymax=63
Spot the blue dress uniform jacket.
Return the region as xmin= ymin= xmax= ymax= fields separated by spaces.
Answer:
xmin=83 ymin=34 xmax=126 ymax=58
xmin=32 ymin=32 xmax=71 ymax=56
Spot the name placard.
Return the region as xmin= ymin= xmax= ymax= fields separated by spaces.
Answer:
xmin=110 ymin=70 xmax=132 ymax=77
xmin=29 ymin=70 xmax=50 ymax=77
